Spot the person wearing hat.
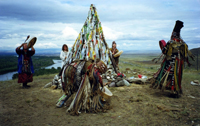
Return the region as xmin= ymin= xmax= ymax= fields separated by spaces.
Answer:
xmin=110 ymin=41 xmax=120 ymax=68
xmin=16 ymin=42 xmax=35 ymax=88
xmin=150 ymin=20 xmax=195 ymax=97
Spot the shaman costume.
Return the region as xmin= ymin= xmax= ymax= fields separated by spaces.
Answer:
xmin=16 ymin=48 xmax=35 ymax=86
xmin=57 ymin=59 xmax=108 ymax=115
xmin=151 ymin=20 xmax=194 ymax=96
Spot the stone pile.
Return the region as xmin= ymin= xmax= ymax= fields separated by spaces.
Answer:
xmin=102 ymin=67 xmax=151 ymax=86
xmin=44 ymin=67 xmax=151 ymax=89
xmin=44 ymin=75 xmax=62 ymax=89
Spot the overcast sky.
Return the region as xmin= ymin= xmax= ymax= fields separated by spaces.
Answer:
xmin=0 ymin=0 xmax=199 ymax=52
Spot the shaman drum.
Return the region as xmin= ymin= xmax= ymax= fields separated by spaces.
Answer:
xmin=100 ymin=86 xmax=113 ymax=99
xmin=114 ymin=50 xmax=123 ymax=57
xmin=27 ymin=37 xmax=37 ymax=48
xmin=159 ymin=40 xmax=166 ymax=50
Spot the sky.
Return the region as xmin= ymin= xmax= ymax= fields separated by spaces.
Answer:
xmin=0 ymin=0 xmax=200 ymax=52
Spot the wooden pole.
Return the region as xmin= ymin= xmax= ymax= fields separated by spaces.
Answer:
xmin=102 ymin=35 xmax=118 ymax=74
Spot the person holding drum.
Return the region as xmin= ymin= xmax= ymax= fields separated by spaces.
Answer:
xmin=16 ymin=36 xmax=36 ymax=88
xmin=110 ymin=41 xmax=120 ymax=68
xmin=60 ymin=44 xmax=69 ymax=68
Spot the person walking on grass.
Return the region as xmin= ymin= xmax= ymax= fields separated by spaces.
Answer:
xmin=16 ymin=37 xmax=35 ymax=88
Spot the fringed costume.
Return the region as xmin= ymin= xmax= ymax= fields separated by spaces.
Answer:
xmin=57 ymin=60 xmax=109 ymax=115
xmin=150 ymin=20 xmax=195 ymax=96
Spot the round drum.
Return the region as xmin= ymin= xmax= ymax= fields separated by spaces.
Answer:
xmin=159 ymin=40 xmax=166 ymax=50
xmin=100 ymin=86 xmax=113 ymax=99
xmin=27 ymin=37 xmax=37 ymax=48
xmin=114 ymin=50 xmax=123 ymax=57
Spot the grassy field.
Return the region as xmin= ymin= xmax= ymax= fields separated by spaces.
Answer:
xmin=0 ymin=54 xmax=199 ymax=126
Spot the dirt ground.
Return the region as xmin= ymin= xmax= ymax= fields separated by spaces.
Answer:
xmin=0 ymin=72 xmax=200 ymax=126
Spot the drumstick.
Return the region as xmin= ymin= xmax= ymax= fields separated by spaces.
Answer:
xmin=24 ymin=35 xmax=30 ymax=43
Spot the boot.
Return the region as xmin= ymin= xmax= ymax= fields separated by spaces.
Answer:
xmin=23 ymin=83 xmax=30 ymax=88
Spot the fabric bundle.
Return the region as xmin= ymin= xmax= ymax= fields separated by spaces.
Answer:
xmin=66 ymin=4 xmax=113 ymax=69
xmin=67 ymin=74 xmax=104 ymax=115
xmin=56 ymin=4 xmax=115 ymax=115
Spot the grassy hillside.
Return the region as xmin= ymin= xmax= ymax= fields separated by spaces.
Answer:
xmin=0 ymin=54 xmax=199 ymax=126
xmin=188 ymin=47 xmax=200 ymax=70
xmin=190 ymin=47 xmax=200 ymax=56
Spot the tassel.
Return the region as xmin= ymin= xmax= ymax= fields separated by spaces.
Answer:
xmin=178 ymin=60 xmax=183 ymax=90
xmin=171 ymin=85 xmax=174 ymax=91
xmin=166 ymin=79 xmax=172 ymax=87
xmin=78 ymin=34 xmax=81 ymax=40
xmin=157 ymin=61 xmax=166 ymax=86
xmin=80 ymin=53 xmax=82 ymax=59
xmin=92 ymin=50 xmax=95 ymax=56
xmin=162 ymin=66 xmax=171 ymax=91
xmin=96 ymin=39 xmax=98 ymax=45
xmin=67 ymin=74 xmax=88 ymax=114
xmin=171 ymin=75 xmax=175 ymax=91
xmin=174 ymin=59 xmax=179 ymax=91
xmin=167 ymin=43 xmax=173 ymax=59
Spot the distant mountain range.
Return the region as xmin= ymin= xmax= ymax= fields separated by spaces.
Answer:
xmin=122 ymin=50 xmax=161 ymax=54
xmin=0 ymin=48 xmax=62 ymax=56
xmin=190 ymin=47 xmax=200 ymax=56
xmin=0 ymin=47 xmax=199 ymax=56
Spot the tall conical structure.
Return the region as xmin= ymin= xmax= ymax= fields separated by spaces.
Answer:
xmin=66 ymin=4 xmax=117 ymax=73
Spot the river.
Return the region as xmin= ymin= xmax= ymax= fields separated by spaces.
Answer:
xmin=0 ymin=60 xmax=62 ymax=81
xmin=45 ymin=60 xmax=62 ymax=69
xmin=0 ymin=71 xmax=18 ymax=81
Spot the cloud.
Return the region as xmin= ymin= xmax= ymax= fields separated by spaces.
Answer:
xmin=35 ymin=42 xmax=59 ymax=48
xmin=0 ymin=0 xmax=88 ymax=23
xmin=102 ymin=26 xmax=123 ymax=40
xmin=1 ymin=0 xmax=200 ymax=23
xmin=62 ymin=26 xmax=79 ymax=40
xmin=0 ymin=0 xmax=200 ymax=52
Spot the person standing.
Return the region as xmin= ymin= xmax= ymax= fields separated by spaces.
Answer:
xmin=150 ymin=20 xmax=195 ymax=97
xmin=16 ymin=42 xmax=35 ymax=88
xmin=60 ymin=44 xmax=68 ymax=68
xmin=110 ymin=41 xmax=120 ymax=69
